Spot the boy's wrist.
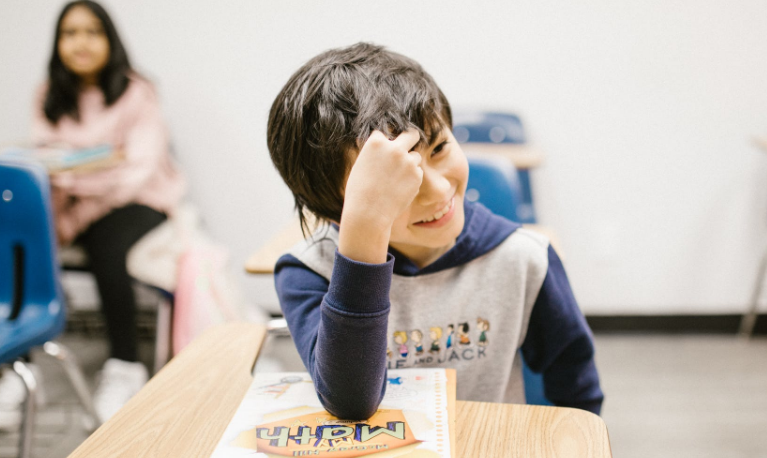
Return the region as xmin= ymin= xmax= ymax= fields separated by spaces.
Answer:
xmin=338 ymin=209 xmax=392 ymax=264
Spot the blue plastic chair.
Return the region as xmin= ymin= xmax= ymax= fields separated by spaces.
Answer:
xmin=465 ymin=156 xmax=552 ymax=407
xmin=465 ymin=156 xmax=524 ymax=222
xmin=0 ymin=160 xmax=64 ymax=361
xmin=0 ymin=159 xmax=99 ymax=457
xmin=454 ymin=111 xmax=537 ymax=224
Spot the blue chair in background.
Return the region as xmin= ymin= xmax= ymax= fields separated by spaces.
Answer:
xmin=455 ymin=111 xmax=539 ymax=224
xmin=465 ymin=156 xmax=524 ymax=222
xmin=465 ymin=156 xmax=552 ymax=407
xmin=0 ymin=159 xmax=99 ymax=458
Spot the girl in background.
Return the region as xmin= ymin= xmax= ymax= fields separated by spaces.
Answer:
xmin=0 ymin=0 xmax=184 ymax=426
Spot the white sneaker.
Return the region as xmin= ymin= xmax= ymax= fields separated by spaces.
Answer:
xmin=0 ymin=364 xmax=46 ymax=431
xmin=93 ymin=358 xmax=148 ymax=423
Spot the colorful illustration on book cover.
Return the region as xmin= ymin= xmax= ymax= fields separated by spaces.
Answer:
xmin=210 ymin=369 xmax=451 ymax=458
xmin=256 ymin=375 xmax=309 ymax=399
xmin=232 ymin=408 xmax=420 ymax=457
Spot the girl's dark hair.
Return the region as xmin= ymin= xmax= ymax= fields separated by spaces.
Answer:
xmin=267 ymin=42 xmax=452 ymax=235
xmin=44 ymin=0 xmax=132 ymax=123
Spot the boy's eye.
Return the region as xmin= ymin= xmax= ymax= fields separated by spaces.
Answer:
xmin=431 ymin=141 xmax=449 ymax=156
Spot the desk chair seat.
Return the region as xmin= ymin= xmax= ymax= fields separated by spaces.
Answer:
xmin=0 ymin=159 xmax=99 ymax=458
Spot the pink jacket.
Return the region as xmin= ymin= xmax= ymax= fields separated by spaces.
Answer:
xmin=31 ymin=76 xmax=185 ymax=244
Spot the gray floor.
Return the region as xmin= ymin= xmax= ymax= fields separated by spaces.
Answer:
xmin=1 ymin=332 xmax=766 ymax=458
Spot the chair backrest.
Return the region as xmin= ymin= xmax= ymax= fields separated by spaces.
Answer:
xmin=453 ymin=112 xmax=526 ymax=144
xmin=465 ymin=156 xmax=523 ymax=222
xmin=454 ymin=111 xmax=538 ymax=224
xmin=0 ymin=159 xmax=65 ymax=362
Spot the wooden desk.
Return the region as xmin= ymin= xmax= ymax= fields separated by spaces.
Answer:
xmin=69 ymin=323 xmax=611 ymax=458
xmin=461 ymin=143 xmax=544 ymax=170
xmin=246 ymin=220 xmax=564 ymax=275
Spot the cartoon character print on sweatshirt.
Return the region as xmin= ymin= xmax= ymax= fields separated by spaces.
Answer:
xmin=411 ymin=330 xmax=424 ymax=356
xmin=393 ymin=331 xmax=408 ymax=358
xmin=387 ymin=318 xmax=491 ymax=369
xmin=458 ymin=322 xmax=471 ymax=346
xmin=477 ymin=317 xmax=489 ymax=346
xmin=445 ymin=324 xmax=454 ymax=349
xmin=428 ymin=327 xmax=442 ymax=354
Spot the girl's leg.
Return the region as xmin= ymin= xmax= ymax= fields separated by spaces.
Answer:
xmin=76 ymin=204 xmax=166 ymax=361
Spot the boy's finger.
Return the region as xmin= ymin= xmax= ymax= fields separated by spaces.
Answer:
xmin=408 ymin=150 xmax=422 ymax=166
xmin=414 ymin=164 xmax=424 ymax=184
xmin=392 ymin=129 xmax=421 ymax=152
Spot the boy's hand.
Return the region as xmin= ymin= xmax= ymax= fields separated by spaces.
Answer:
xmin=339 ymin=129 xmax=422 ymax=264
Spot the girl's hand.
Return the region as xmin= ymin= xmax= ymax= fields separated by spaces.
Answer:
xmin=339 ymin=129 xmax=422 ymax=264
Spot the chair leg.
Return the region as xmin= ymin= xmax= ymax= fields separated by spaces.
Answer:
xmin=12 ymin=361 xmax=37 ymax=458
xmin=153 ymin=297 xmax=173 ymax=374
xmin=41 ymin=342 xmax=100 ymax=431
xmin=740 ymin=248 xmax=767 ymax=338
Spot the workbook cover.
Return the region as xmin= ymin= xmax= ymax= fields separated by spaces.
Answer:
xmin=211 ymin=368 xmax=455 ymax=458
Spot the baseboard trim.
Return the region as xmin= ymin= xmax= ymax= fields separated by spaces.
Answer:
xmin=66 ymin=310 xmax=767 ymax=337
xmin=586 ymin=314 xmax=767 ymax=335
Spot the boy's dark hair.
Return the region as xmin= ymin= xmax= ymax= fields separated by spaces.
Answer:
xmin=44 ymin=0 xmax=133 ymax=123
xmin=267 ymin=42 xmax=452 ymax=234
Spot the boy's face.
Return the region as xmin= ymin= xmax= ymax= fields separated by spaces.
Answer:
xmin=387 ymin=128 xmax=468 ymax=267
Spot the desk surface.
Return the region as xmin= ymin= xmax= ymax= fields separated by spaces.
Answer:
xmin=69 ymin=323 xmax=611 ymax=458
xmin=461 ymin=143 xmax=544 ymax=170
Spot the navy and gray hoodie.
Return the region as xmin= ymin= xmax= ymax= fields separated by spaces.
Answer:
xmin=275 ymin=201 xmax=603 ymax=420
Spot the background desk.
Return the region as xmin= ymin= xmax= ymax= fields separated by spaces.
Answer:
xmin=462 ymin=143 xmax=544 ymax=170
xmin=68 ymin=323 xmax=611 ymax=458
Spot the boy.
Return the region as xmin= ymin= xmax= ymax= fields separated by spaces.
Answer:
xmin=268 ymin=43 xmax=603 ymax=420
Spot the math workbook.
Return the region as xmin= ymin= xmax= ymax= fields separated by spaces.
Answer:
xmin=211 ymin=368 xmax=455 ymax=458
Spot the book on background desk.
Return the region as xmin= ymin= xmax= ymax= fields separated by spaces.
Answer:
xmin=211 ymin=368 xmax=456 ymax=458
xmin=0 ymin=144 xmax=114 ymax=171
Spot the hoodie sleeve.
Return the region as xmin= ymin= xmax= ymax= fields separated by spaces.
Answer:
xmin=521 ymin=245 xmax=604 ymax=414
xmin=274 ymin=250 xmax=393 ymax=419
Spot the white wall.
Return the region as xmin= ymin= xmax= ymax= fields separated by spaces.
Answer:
xmin=2 ymin=0 xmax=767 ymax=315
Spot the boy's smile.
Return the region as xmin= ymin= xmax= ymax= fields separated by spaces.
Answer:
xmin=413 ymin=196 xmax=455 ymax=227
xmin=388 ymin=129 xmax=468 ymax=268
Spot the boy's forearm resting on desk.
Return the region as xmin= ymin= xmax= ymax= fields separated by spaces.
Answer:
xmin=276 ymin=251 xmax=394 ymax=419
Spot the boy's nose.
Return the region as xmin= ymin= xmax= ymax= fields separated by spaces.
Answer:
xmin=416 ymin=167 xmax=451 ymax=206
